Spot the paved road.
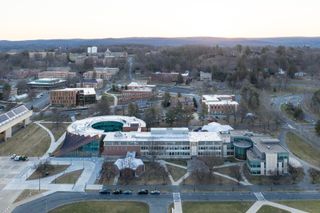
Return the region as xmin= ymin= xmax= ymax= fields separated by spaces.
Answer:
xmin=271 ymin=94 xmax=319 ymax=147
xmin=13 ymin=191 xmax=320 ymax=213
xmin=25 ymin=92 xmax=50 ymax=110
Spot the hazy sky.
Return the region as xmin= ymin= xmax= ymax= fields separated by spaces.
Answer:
xmin=1 ymin=0 xmax=319 ymax=40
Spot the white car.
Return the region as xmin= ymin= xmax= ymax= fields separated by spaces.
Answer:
xmin=10 ymin=154 xmax=16 ymax=159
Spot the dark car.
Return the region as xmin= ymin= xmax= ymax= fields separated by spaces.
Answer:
xmin=150 ymin=190 xmax=160 ymax=195
xmin=99 ymin=188 xmax=111 ymax=194
xmin=123 ymin=190 xmax=133 ymax=195
xmin=112 ymin=189 xmax=122 ymax=195
xmin=137 ymin=189 xmax=148 ymax=195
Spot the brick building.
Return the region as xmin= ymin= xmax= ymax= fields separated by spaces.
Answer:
xmin=50 ymin=88 xmax=96 ymax=107
xmin=38 ymin=70 xmax=76 ymax=79
xmin=76 ymin=79 xmax=103 ymax=89
xmin=83 ymin=67 xmax=119 ymax=80
xmin=202 ymin=95 xmax=239 ymax=115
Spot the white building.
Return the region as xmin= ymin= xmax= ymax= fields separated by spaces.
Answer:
xmin=200 ymin=71 xmax=212 ymax=81
xmin=202 ymin=95 xmax=239 ymax=115
xmin=87 ymin=46 xmax=98 ymax=55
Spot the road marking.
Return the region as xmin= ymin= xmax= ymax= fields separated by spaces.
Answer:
xmin=254 ymin=192 xmax=265 ymax=201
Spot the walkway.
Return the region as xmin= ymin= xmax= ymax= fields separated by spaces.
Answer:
xmin=246 ymin=201 xmax=307 ymax=213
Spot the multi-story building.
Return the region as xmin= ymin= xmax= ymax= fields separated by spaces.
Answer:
xmin=38 ymin=70 xmax=76 ymax=79
xmin=200 ymin=71 xmax=212 ymax=81
xmin=104 ymin=49 xmax=128 ymax=58
xmin=117 ymin=82 xmax=156 ymax=104
xmin=83 ymin=67 xmax=119 ymax=80
xmin=50 ymin=88 xmax=96 ymax=107
xmin=57 ymin=115 xmax=288 ymax=176
xmin=9 ymin=69 xmax=41 ymax=79
xmin=150 ymin=71 xmax=189 ymax=83
xmin=202 ymin=95 xmax=239 ymax=115
xmin=87 ymin=46 xmax=98 ymax=55
xmin=76 ymin=79 xmax=103 ymax=89
xmin=27 ymin=78 xmax=66 ymax=89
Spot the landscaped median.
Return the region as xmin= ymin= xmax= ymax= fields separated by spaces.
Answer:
xmin=49 ymin=201 xmax=149 ymax=213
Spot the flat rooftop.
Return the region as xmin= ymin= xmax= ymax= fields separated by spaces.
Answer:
xmin=52 ymin=88 xmax=96 ymax=95
xmin=103 ymin=128 xmax=222 ymax=143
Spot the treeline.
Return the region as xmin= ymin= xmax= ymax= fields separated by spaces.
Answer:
xmin=134 ymin=45 xmax=320 ymax=88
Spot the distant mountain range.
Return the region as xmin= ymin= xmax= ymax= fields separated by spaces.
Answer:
xmin=1 ymin=37 xmax=320 ymax=51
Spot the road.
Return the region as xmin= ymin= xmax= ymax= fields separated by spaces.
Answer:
xmin=25 ymin=92 xmax=50 ymax=110
xmin=13 ymin=191 xmax=320 ymax=213
xmin=271 ymin=94 xmax=319 ymax=147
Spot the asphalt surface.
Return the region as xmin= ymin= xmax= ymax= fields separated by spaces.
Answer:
xmin=13 ymin=191 xmax=320 ymax=213
xmin=25 ymin=92 xmax=50 ymax=110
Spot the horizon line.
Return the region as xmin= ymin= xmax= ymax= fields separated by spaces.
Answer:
xmin=2 ymin=35 xmax=320 ymax=42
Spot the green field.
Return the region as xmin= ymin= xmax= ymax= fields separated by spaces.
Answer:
xmin=42 ymin=123 xmax=69 ymax=141
xmin=279 ymin=200 xmax=320 ymax=213
xmin=49 ymin=201 xmax=149 ymax=213
xmin=181 ymin=202 xmax=253 ymax=213
xmin=257 ymin=205 xmax=289 ymax=213
xmin=0 ymin=124 xmax=50 ymax=157
xmin=286 ymin=132 xmax=320 ymax=167
xmin=166 ymin=164 xmax=187 ymax=181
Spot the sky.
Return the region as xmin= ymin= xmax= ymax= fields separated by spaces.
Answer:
xmin=1 ymin=0 xmax=319 ymax=40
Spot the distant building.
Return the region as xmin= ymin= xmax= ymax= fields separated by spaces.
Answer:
xmin=27 ymin=78 xmax=66 ymax=89
xmin=202 ymin=95 xmax=239 ymax=115
xmin=87 ymin=46 xmax=98 ymax=55
xmin=50 ymin=88 xmax=96 ymax=107
xmin=10 ymin=69 xmax=41 ymax=79
xmin=76 ymin=79 xmax=103 ymax=89
xmin=104 ymin=49 xmax=128 ymax=58
xmin=294 ymin=72 xmax=307 ymax=79
xmin=150 ymin=71 xmax=189 ymax=83
xmin=117 ymin=82 xmax=156 ymax=104
xmin=200 ymin=71 xmax=212 ymax=81
xmin=83 ymin=67 xmax=119 ymax=80
xmin=38 ymin=70 xmax=76 ymax=79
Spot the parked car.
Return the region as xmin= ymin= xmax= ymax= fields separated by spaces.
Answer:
xmin=99 ymin=186 xmax=111 ymax=194
xmin=112 ymin=189 xmax=122 ymax=195
xmin=10 ymin=154 xmax=16 ymax=159
xmin=137 ymin=189 xmax=148 ymax=195
xmin=150 ymin=190 xmax=160 ymax=195
xmin=123 ymin=190 xmax=133 ymax=195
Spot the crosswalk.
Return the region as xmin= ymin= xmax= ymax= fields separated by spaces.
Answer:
xmin=172 ymin=192 xmax=183 ymax=213
xmin=253 ymin=192 xmax=265 ymax=201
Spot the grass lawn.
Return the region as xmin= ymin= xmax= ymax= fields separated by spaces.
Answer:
xmin=165 ymin=159 xmax=188 ymax=167
xmin=42 ymin=123 xmax=69 ymax=141
xmin=118 ymin=162 xmax=170 ymax=185
xmin=184 ymin=173 xmax=237 ymax=185
xmin=286 ymin=132 xmax=320 ymax=167
xmin=14 ymin=189 xmax=46 ymax=203
xmin=0 ymin=124 xmax=51 ymax=157
xmin=257 ymin=205 xmax=289 ymax=213
xmin=181 ymin=202 xmax=253 ymax=213
xmin=166 ymin=164 xmax=187 ymax=181
xmin=279 ymin=200 xmax=320 ymax=213
xmin=28 ymin=165 xmax=69 ymax=180
xmin=49 ymin=201 xmax=148 ymax=213
xmin=215 ymin=165 xmax=242 ymax=181
xmin=53 ymin=169 xmax=83 ymax=184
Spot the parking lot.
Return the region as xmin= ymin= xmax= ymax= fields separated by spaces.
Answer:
xmin=0 ymin=157 xmax=33 ymax=187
